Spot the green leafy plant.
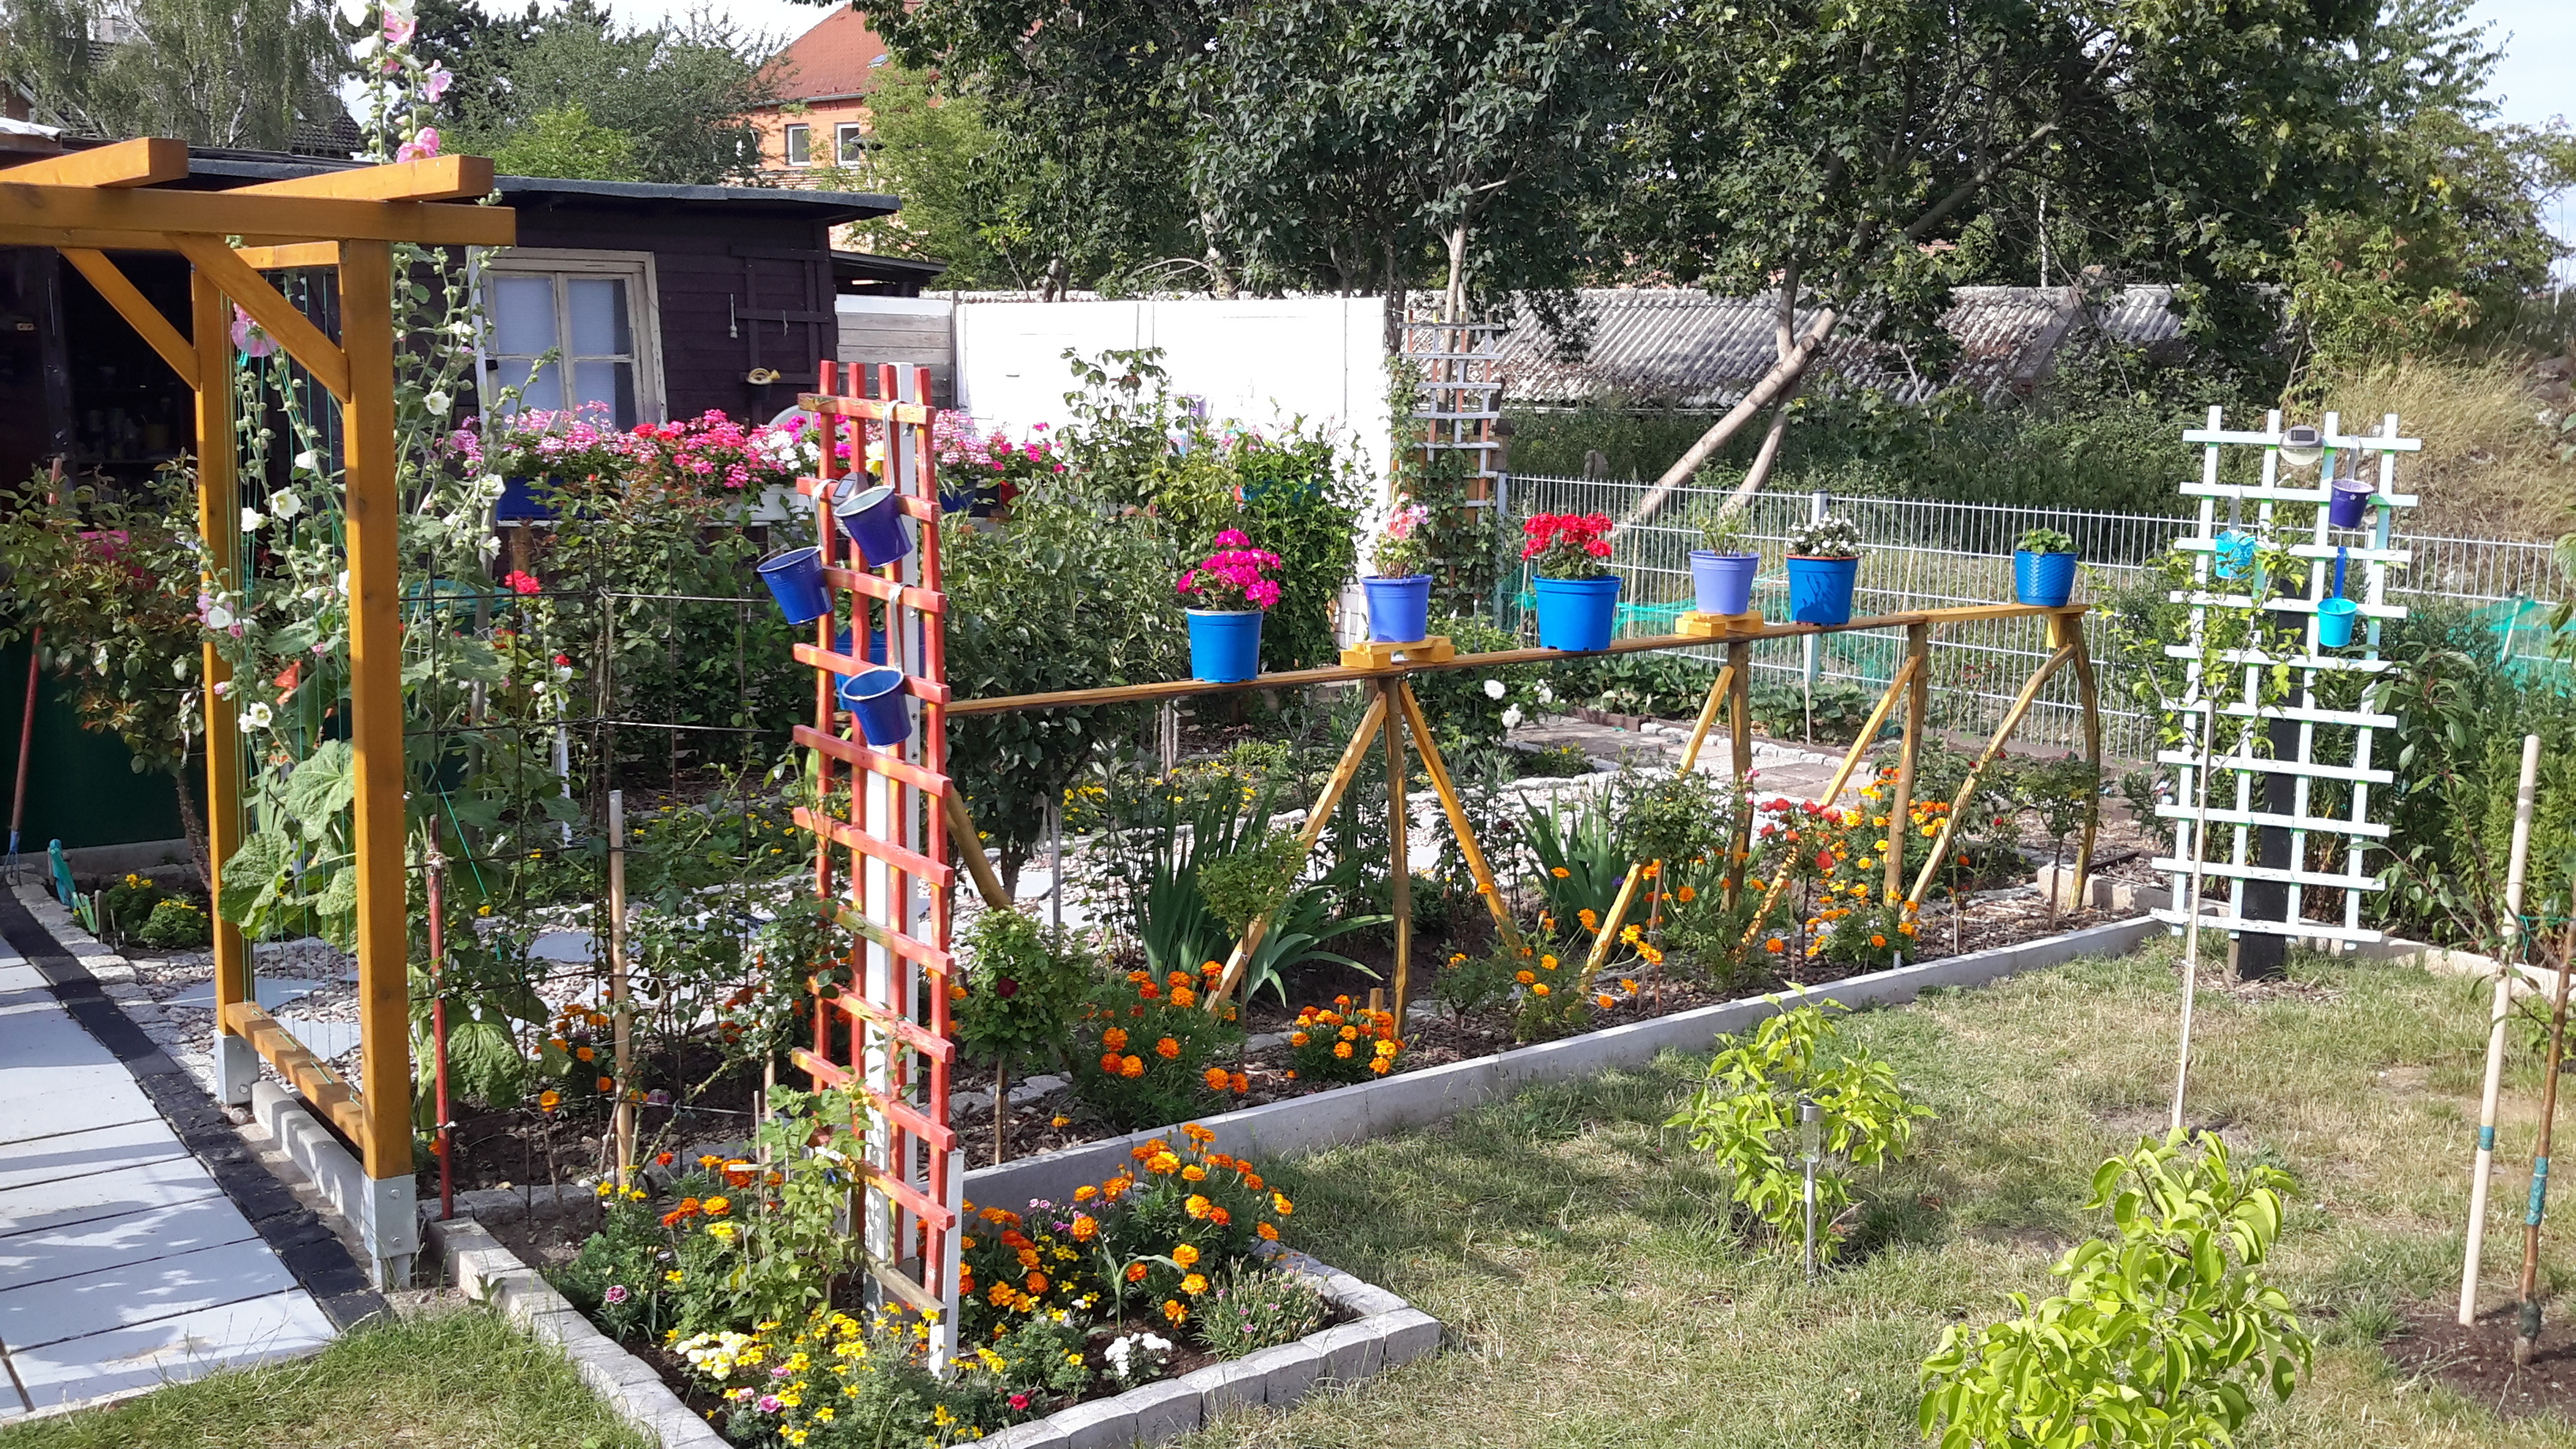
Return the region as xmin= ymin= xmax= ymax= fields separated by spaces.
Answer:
xmin=1788 ymin=515 xmax=1864 ymax=559
xmin=1197 ymin=827 xmax=1305 ymax=938
xmin=1918 ymin=1131 xmax=2312 ymax=1449
xmin=1522 ymin=795 xmax=1627 ymax=929
xmin=1613 ymin=767 xmax=1734 ymax=870
xmin=1193 ymin=1260 xmax=1326 ymax=1356
xmin=1698 ymin=507 xmax=1757 ymax=556
xmin=1070 ymin=967 xmax=1249 ymax=1130
xmin=97 ymin=872 xmax=167 ymax=943
xmin=2017 ymin=526 xmax=2077 ymax=555
xmin=1664 ymin=997 xmax=1933 ymax=1258
xmin=136 ymin=897 xmax=214 ymax=951
xmin=1433 ymin=944 xmax=1521 ymax=1020
xmin=956 ymin=910 xmax=1100 ymax=1080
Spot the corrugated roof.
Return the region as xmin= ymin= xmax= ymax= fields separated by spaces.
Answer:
xmin=1494 ymin=286 xmax=2184 ymax=407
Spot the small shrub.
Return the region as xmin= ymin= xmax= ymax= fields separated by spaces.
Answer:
xmin=99 ymin=872 xmax=165 ymax=941
xmin=1508 ymin=941 xmax=1592 ymax=1043
xmin=1918 ymin=1131 xmax=2312 ymax=1448
xmin=1434 ymin=945 xmax=1519 ymax=1019
xmin=1664 ymin=998 xmax=1933 ymax=1259
xmin=1193 ymin=1260 xmax=1327 ymax=1356
xmin=1613 ymin=767 xmax=1733 ymax=869
xmin=1196 ymin=827 xmax=1304 ymax=938
xmin=1283 ymin=997 xmax=1403 ymax=1083
xmin=956 ymin=910 xmax=1099 ymax=1078
xmin=135 ymin=897 xmax=213 ymax=950
xmin=1070 ymin=967 xmax=1248 ymax=1130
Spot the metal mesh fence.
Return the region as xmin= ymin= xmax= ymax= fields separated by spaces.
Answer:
xmin=1502 ymin=475 xmax=2566 ymax=761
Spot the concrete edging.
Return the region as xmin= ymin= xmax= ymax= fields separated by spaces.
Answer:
xmin=422 ymin=1216 xmax=1441 ymax=1449
xmin=966 ymin=916 xmax=2163 ymax=1210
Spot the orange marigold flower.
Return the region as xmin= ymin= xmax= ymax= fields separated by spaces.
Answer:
xmin=1146 ymin=1151 xmax=1180 ymax=1174
xmin=1025 ymin=1271 xmax=1048 ymax=1293
xmin=1120 ymin=1056 xmax=1145 ymax=1078
xmin=1163 ymin=1300 xmax=1188 ymax=1325
xmin=1532 ymin=984 xmax=1551 ymax=997
xmin=1240 ymin=1171 xmax=1265 ymax=1191
xmin=1155 ymin=1037 xmax=1182 ymax=1059
xmin=574 ymin=1045 xmax=595 ymax=1063
xmin=1202 ymin=1067 xmax=1230 ymax=1091
xmin=1870 ymin=934 xmax=1887 ymax=948
xmin=1103 ymin=1028 xmax=1128 ymax=1052
xmin=1209 ymin=1205 xmax=1231 ymax=1225
xmin=1256 ymin=1222 xmax=1279 ymax=1241
xmin=596 ymin=1076 xmax=614 ymax=1092
xmin=1676 ymin=885 xmax=1696 ymax=903
xmin=1333 ymin=1040 xmax=1353 ymax=1058
xmin=1516 ymin=970 xmax=1536 ymax=985
xmin=1551 ymin=866 xmax=1570 ymax=878
xmin=1201 ymin=960 xmax=1223 ymax=977
xmin=1182 ymin=1165 xmax=1206 ymax=1182
xmin=1228 ymin=1071 xmax=1249 ymax=1094
xmin=1100 ymin=1052 xmax=1124 ymax=1073
xmin=1126 ymin=1263 xmax=1148 ymax=1282
xmin=1765 ymin=937 xmax=1786 ymax=954
xmin=1596 ymin=994 xmax=1616 ymax=1009
xmin=1070 ymin=1215 xmax=1098 ymax=1241
xmin=1173 ymin=1242 xmax=1201 ymax=1266
xmin=1185 ymin=1194 xmax=1213 ymax=1219
xmin=1182 ymin=1272 xmax=1208 ymax=1295
xmin=1170 ymin=985 xmax=1197 ymax=1008
xmin=1074 ymin=1185 xmax=1098 ymax=1202
xmin=1370 ymin=1057 xmax=1393 ymax=1075
xmin=1272 ymin=1192 xmax=1294 ymax=1216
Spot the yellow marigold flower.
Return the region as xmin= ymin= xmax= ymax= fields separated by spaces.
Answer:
xmin=1540 ymin=954 xmax=1558 ymax=969
xmin=1163 ymin=1300 xmax=1188 ymax=1325
xmin=1182 ymin=1273 xmax=1207 ymax=1295
xmin=1174 ymin=1241 xmax=1201 ymax=1266
xmin=1147 ymin=1151 xmax=1180 ymax=1174
xmin=1182 ymin=1165 xmax=1206 ymax=1182
xmin=1532 ymin=984 xmax=1550 ymax=997
xmin=1516 ymin=970 xmax=1535 ymax=985
xmin=1273 ymin=1192 xmax=1294 ymax=1216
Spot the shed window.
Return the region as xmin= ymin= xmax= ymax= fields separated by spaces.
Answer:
xmin=784 ymin=123 xmax=811 ymax=167
xmin=481 ymin=253 xmax=662 ymax=427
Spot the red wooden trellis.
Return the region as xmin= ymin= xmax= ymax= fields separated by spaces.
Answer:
xmin=787 ymin=361 xmax=962 ymax=1366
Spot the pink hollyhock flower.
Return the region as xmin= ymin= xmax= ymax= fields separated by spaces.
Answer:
xmin=422 ymin=63 xmax=452 ymax=101
xmin=383 ymin=8 xmax=416 ymax=46
xmin=230 ymin=307 xmax=276 ymax=358
xmin=395 ymin=128 xmax=441 ymax=162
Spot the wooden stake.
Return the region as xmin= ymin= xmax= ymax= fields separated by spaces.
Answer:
xmin=608 ymin=790 xmax=634 ymax=1189
xmin=1585 ymin=664 xmax=1735 ymax=973
xmin=1905 ymin=644 xmax=2075 ymax=906
xmin=1727 ymin=642 xmax=1753 ymax=906
xmin=191 ymin=271 xmax=249 ymax=1082
xmin=1883 ymin=624 xmax=1929 ymax=904
xmin=1383 ymin=679 xmax=1413 ymax=1022
xmin=939 ymin=789 xmax=1013 ymax=912
xmin=1207 ymin=693 xmax=1388 ymax=1009
xmin=2464 ymin=733 xmax=2542 ymax=1325
xmin=2062 ymin=615 xmax=2105 ymax=912
xmin=1392 ymin=682 xmax=1523 ymax=955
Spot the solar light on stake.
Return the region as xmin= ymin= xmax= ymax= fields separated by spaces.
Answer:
xmin=1801 ymin=1094 xmax=1822 ymax=1279
xmin=2278 ymin=424 xmax=2324 ymax=470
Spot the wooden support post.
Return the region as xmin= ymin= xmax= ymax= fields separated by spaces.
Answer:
xmin=939 ymin=789 xmax=1013 ymax=912
xmin=1907 ymin=643 xmax=2075 ymax=906
xmin=1382 ymin=679 xmax=1413 ymax=1022
xmin=1883 ymin=624 xmax=1930 ymax=903
xmin=1726 ymin=642 xmax=1753 ymax=906
xmin=337 ymin=239 xmax=413 ymax=1187
xmin=2062 ymin=615 xmax=2104 ymax=915
xmin=1586 ymin=664 xmax=1737 ymax=973
xmin=1737 ymin=655 xmax=1920 ymax=960
xmin=608 ymin=790 xmax=634 ymax=1189
xmin=192 ymin=270 xmax=251 ymax=1105
xmin=1207 ymin=693 xmax=1388 ymax=1009
xmin=1393 ymin=682 xmax=1522 ymax=955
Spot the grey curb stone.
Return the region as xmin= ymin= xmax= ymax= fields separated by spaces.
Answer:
xmin=1376 ymin=1308 xmax=1443 ymax=1366
xmin=1309 ymin=1320 xmax=1384 ymax=1386
xmin=1123 ymin=1379 xmax=1204 ymax=1440
xmin=981 ymin=1418 xmax=1072 ymax=1449
xmin=1048 ymin=1397 xmax=1137 ymax=1449
xmin=1242 ymin=1338 xmax=1323 ymax=1404
xmin=1174 ymin=1357 xmax=1265 ymax=1415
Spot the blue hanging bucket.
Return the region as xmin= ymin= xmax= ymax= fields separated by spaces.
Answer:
xmin=2328 ymin=478 xmax=2373 ymax=530
xmin=835 ymin=482 xmax=914 ymax=568
xmin=837 ymin=668 xmax=912 ymax=746
xmin=2214 ymin=530 xmax=2257 ymax=579
xmin=1187 ymin=609 xmax=1266 ymax=682
xmin=756 ymin=547 xmax=830 ymax=625
xmin=1363 ymin=575 xmax=1433 ymax=644
xmin=2316 ymin=598 xmax=2359 ymax=648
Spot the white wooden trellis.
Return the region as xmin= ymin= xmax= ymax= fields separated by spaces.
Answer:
xmin=2152 ymin=409 xmax=2423 ymax=946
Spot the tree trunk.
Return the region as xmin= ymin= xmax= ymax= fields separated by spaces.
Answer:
xmin=1628 ymin=305 xmax=1843 ymax=523
xmin=172 ymin=767 xmax=210 ymax=893
xmin=1443 ymin=225 xmax=1471 ymax=325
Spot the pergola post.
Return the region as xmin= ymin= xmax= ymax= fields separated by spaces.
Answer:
xmin=192 ymin=271 xmax=256 ymax=1106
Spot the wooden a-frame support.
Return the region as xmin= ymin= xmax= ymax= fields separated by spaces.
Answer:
xmin=2 ymin=140 xmax=512 ymax=1286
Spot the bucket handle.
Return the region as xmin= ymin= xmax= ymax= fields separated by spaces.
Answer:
xmin=2331 ymin=546 xmax=2347 ymax=601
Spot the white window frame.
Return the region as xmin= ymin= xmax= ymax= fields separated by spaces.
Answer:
xmin=784 ymin=122 xmax=811 ymax=167
xmin=835 ymin=122 xmax=869 ymax=167
xmin=475 ymin=248 xmax=666 ymax=426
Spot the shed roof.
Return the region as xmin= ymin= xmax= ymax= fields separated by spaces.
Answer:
xmin=170 ymin=149 xmax=900 ymax=223
xmin=1493 ymin=286 xmax=2185 ymax=408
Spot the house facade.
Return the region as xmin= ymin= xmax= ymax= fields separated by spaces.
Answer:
xmin=743 ymin=7 xmax=895 ymax=187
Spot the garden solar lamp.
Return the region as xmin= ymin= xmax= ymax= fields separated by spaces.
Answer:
xmin=2277 ymin=424 xmax=2324 ymax=470
xmin=1800 ymin=1095 xmax=1822 ymax=1281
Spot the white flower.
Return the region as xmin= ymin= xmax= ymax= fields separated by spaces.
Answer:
xmin=269 ymin=490 xmax=303 ymax=519
xmin=1535 ymin=682 xmax=1555 ymax=705
xmin=1483 ymin=678 xmax=1505 ymax=700
xmin=242 ymin=702 xmax=274 ymax=730
xmin=423 ymin=390 xmax=453 ymax=415
xmin=171 ymin=657 xmax=190 ymax=679
xmin=336 ymin=570 xmax=350 ymax=595
xmin=294 ymin=449 xmax=319 ymax=474
xmin=204 ymin=603 xmax=234 ymax=629
xmin=1502 ymin=705 xmax=1524 ymax=730
xmin=240 ymin=506 xmax=265 ymax=531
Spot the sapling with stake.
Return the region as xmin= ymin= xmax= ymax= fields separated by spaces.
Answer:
xmin=2516 ymin=919 xmax=2576 ymax=1365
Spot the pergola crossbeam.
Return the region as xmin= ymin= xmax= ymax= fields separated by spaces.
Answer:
xmin=0 ymin=137 xmax=188 ymax=188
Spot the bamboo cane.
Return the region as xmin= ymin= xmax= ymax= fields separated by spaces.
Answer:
xmin=608 ymin=789 xmax=634 ymax=1189
xmin=427 ymin=838 xmax=453 ymax=1222
xmin=2464 ymin=734 xmax=2543 ymax=1325
xmin=2516 ymin=920 xmax=2576 ymax=1365
xmin=1206 ymin=693 xmax=1388 ymax=1010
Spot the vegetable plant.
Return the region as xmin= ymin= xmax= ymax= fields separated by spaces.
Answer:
xmin=1664 ymin=997 xmax=1932 ymax=1258
xmin=1918 ymin=1130 xmax=2312 ymax=1449
xmin=2017 ymin=526 xmax=2078 ymax=555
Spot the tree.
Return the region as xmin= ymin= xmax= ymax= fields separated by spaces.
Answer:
xmin=0 ymin=0 xmax=346 ymax=148
xmin=1183 ymin=0 xmax=1630 ymax=312
xmin=815 ymin=65 xmax=1021 ymax=287
xmin=485 ymin=101 xmax=637 ymax=182
xmin=1617 ymin=0 xmax=2399 ymax=517
xmin=433 ymin=0 xmax=780 ymax=185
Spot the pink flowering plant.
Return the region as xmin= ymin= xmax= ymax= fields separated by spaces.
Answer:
xmin=1370 ymin=500 xmax=1431 ymax=579
xmin=445 ymin=403 xmax=634 ymax=487
xmin=934 ymin=410 xmax=1061 ymax=512
xmin=1177 ymin=530 xmax=1285 ymax=613
xmin=625 ymin=411 xmax=816 ymax=497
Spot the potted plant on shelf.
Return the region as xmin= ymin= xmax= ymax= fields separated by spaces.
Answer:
xmin=1784 ymin=514 xmax=1863 ymax=625
xmin=1691 ymin=508 xmax=1761 ymax=616
xmin=1177 ymin=529 xmax=1284 ymax=682
xmin=1523 ymin=512 xmax=1620 ymax=650
xmin=2014 ymin=526 xmax=2079 ymax=607
xmin=1364 ymin=499 xmax=1433 ymax=643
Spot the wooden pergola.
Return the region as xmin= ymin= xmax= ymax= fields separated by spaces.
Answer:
xmin=2 ymin=139 xmax=513 ymax=1282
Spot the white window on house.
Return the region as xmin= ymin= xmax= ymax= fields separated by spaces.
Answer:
xmin=784 ymin=123 xmax=811 ymax=167
xmin=480 ymin=252 xmax=664 ymax=427
xmin=835 ymin=123 xmax=869 ymax=167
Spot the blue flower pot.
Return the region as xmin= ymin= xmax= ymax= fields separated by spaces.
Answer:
xmin=496 ymin=475 xmax=556 ymax=521
xmin=1690 ymin=551 xmax=1759 ymax=616
xmin=836 ymin=667 xmax=912 ymax=746
xmin=756 ymin=547 xmax=830 ymax=625
xmin=1187 ymin=609 xmax=1265 ymax=682
xmin=1785 ymin=555 xmax=1858 ymax=625
xmin=834 ymin=481 xmax=914 ymax=568
xmin=1534 ymin=575 xmax=1621 ymax=651
xmin=2316 ymin=597 xmax=2360 ymax=647
xmin=2328 ymin=479 xmax=2372 ymax=529
xmin=2014 ymin=550 xmax=2078 ymax=608
xmin=1363 ymin=574 xmax=1433 ymax=644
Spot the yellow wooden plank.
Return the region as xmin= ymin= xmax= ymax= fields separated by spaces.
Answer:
xmin=234 ymin=242 xmax=341 ymax=270
xmin=1394 ymin=682 xmax=1524 ymax=956
xmin=0 ymin=181 xmax=513 ymax=246
xmin=939 ymin=789 xmax=1014 ymax=912
xmin=0 ymin=137 xmax=187 ymax=188
xmin=195 ymin=273 xmax=248 ymax=1038
xmin=231 ymin=155 xmax=494 ymax=203
xmin=339 ymin=239 xmax=415 ymax=1180
xmin=1908 ymin=645 xmax=2075 ymax=906
xmin=59 ymin=249 xmax=194 ymax=388
xmin=171 ymin=235 xmax=351 ymax=400
xmin=1383 ymin=679 xmax=1412 ymax=1021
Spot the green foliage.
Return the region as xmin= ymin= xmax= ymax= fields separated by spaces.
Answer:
xmin=1191 ymin=1259 xmax=1326 ymax=1357
xmin=2017 ymin=527 xmax=2076 ymax=556
xmin=0 ymin=0 xmax=344 ymax=148
xmin=1664 ymin=998 xmax=1933 ymax=1258
xmin=823 ymin=65 xmax=1017 ymax=282
xmin=1698 ymin=507 xmax=1756 ymax=557
xmin=1751 ymin=680 xmax=1891 ymax=744
xmin=1918 ymin=1131 xmax=2312 ymax=1449
xmin=955 ymin=911 xmax=1100 ymax=1076
xmin=1407 ymin=614 xmax=1548 ymax=751
xmin=1196 ymin=827 xmax=1304 ymax=938
xmin=136 ymin=897 xmax=214 ymax=951
xmin=1612 ymin=767 xmax=1733 ymax=869
xmin=98 ymin=873 xmax=167 ymax=943
xmin=1554 ymin=650 xmax=1715 ymax=719
xmin=1432 ymin=943 xmax=1520 ymax=1021
xmin=1521 ymin=795 xmax=1625 ymax=929
xmin=1516 ymin=743 xmax=1597 ymax=779
xmin=484 ymin=102 xmax=637 ymax=181
xmin=1069 ymin=969 xmax=1248 ymax=1131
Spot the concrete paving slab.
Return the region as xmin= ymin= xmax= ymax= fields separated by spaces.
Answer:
xmin=0 ymin=1234 xmax=295 ymax=1350
xmin=0 ymin=1119 xmax=187 ymax=1194
xmin=0 ymin=1155 xmax=224 ymax=1238
xmin=0 ymin=1070 xmax=161 ymax=1145
xmin=0 ymin=995 xmax=122 ymax=1063
xmin=160 ymin=978 xmax=326 ymax=1010
xmin=0 ymin=1197 xmax=260 ymax=1295
xmin=9 ymin=1288 xmax=334 ymax=1410
xmin=0 ymin=961 xmax=45 ymax=994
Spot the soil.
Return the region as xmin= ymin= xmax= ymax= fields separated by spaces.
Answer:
xmin=2388 ymin=1300 xmax=2576 ymax=1423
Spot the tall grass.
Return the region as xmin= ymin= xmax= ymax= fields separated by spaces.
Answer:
xmin=2311 ymin=356 xmax=2576 ymax=539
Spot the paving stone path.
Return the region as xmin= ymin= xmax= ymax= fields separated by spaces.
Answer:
xmin=0 ymin=888 xmax=379 ymax=1419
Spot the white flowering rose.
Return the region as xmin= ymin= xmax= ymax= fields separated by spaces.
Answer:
xmin=1502 ymin=705 xmax=1524 ymax=730
xmin=1535 ymin=682 xmax=1555 ymax=705
xmin=1483 ymin=678 xmax=1506 ymax=700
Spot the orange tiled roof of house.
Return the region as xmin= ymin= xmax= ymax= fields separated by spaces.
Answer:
xmin=766 ymin=6 xmax=893 ymax=101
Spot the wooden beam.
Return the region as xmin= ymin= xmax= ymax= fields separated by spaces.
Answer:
xmin=222 ymin=1001 xmax=368 ymax=1143
xmin=231 ymin=155 xmax=495 ymax=203
xmin=0 ymin=137 xmax=187 ymax=188
xmin=1382 ymin=678 xmax=1413 ymax=1022
xmin=58 ymin=249 xmax=194 ymax=388
xmin=1393 ymin=681 xmax=1524 ymax=955
xmin=234 ymin=242 xmax=341 ymax=271
xmin=0 ymin=181 xmax=514 ymax=246
xmin=1884 ymin=623 xmax=1931 ymax=901
xmin=195 ymin=271 xmax=248 ymax=1065
xmin=939 ymin=789 xmax=1014 ymax=912
xmin=1908 ymin=645 xmax=2077 ymax=906
xmin=171 ymin=235 xmax=351 ymax=401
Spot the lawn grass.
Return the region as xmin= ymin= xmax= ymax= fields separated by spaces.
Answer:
xmin=1194 ymin=944 xmax=2576 ymax=1448
xmin=0 ymin=1304 xmax=651 ymax=1449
